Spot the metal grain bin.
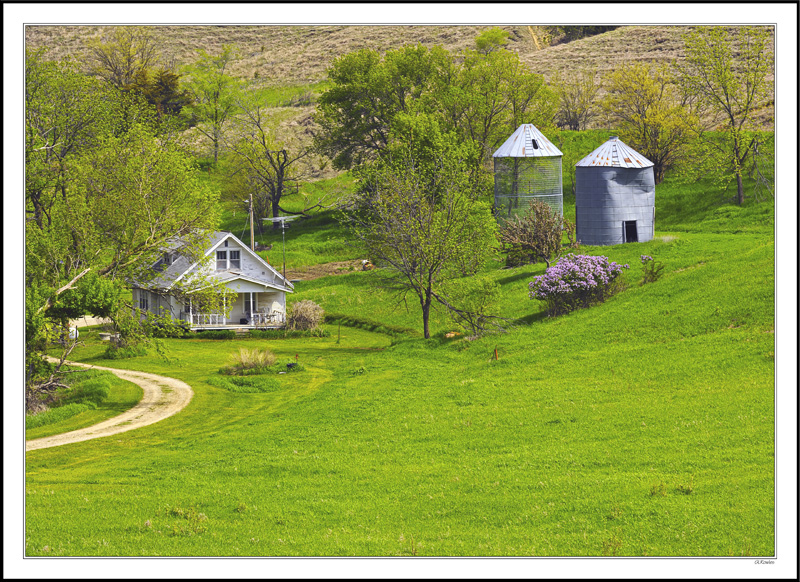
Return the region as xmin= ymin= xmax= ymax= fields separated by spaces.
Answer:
xmin=575 ymin=137 xmax=655 ymax=246
xmin=493 ymin=124 xmax=563 ymax=222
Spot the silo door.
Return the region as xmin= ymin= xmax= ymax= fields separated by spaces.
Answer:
xmin=623 ymin=220 xmax=638 ymax=243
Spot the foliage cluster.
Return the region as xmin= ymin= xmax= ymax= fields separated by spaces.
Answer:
xmin=103 ymin=345 xmax=149 ymax=360
xmin=551 ymin=69 xmax=600 ymax=131
xmin=26 ymin=370 xmax=111 ymax=428
xmin=219 ymin=347 xmax=278 ymax=376
xmin=443 ymin=276 xmax=505 ymax=338
xmin=498 ymin=200 xmax=576 ymax=268
xmin=639 ymin=255 xmax=666 ymax=285
xmin=601 ymin=63 xmax=697 ymax=184
xmin=287 ymin=300 xmax=325 ymax=331
xmin=529 ymin=254 xmax=630 ymax=316
xmin=315 ymin=33 xmax=557 ymax=171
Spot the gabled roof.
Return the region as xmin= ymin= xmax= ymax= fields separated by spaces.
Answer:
xmin=143 ymin=231 xmax=293 ymax=292
xmin=575 ymin=136 xmax=654 ymax=168
xmin=493 ymin=124 xmax=563 ymax=158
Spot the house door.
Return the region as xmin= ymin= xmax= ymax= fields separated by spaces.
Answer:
xmin=623 ymin=220 xmax=638 ymax=243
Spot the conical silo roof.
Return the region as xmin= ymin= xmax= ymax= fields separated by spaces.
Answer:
xmin=575 ymin=136 xmax=654 ymax=168
xmin=493 ymin=124 xmax=563 ymax=158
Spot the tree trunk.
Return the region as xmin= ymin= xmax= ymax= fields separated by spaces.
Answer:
xmin=736 ymin=172 xmax=744 ymax=205
xmin=271 ymin=196 xmax=281 ymax=230
xmin=421 ymin=290 xmax=432 ymax=339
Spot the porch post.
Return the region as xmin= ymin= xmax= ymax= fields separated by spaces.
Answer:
xmin=222 ymin=296 xmax=227 ymax=326
xmin=189 ymin=298 xmax=193 ymax=326
xmin=250 ymin=292 xmax=254 ymax=323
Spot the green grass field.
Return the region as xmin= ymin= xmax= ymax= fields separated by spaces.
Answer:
xmin=24 ymin=169 xmax=775 ymax=557
xmin=25 ymin=367 xmax=143 ymax=440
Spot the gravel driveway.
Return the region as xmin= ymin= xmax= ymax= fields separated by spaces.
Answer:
xmin=26 ymin=360 xmax=194 ymax=452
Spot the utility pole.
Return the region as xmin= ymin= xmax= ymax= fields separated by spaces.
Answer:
xmin=249 ymin=193 xmax=255 ymax=252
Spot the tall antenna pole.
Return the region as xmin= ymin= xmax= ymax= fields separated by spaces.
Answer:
xmin=261 ymin=215 xmax=297 ymax=285
xmin=249 ymin=194 xmax=255 ymax=252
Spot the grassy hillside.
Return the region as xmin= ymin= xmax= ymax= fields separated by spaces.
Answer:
xmin=25 ymin=24 xmax=774 ymax=130
xmin=24 ymin=23 xmax=776 ymax=558
xmin=25 ymin=170 xmax=775 ymax=556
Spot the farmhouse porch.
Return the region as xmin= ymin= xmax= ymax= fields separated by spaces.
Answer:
xmin=182 ymin=290 xmax=286 ymax=330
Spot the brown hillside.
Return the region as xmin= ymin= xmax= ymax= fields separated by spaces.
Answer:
xmin=25 ymin=24 xmax=774 ymax=130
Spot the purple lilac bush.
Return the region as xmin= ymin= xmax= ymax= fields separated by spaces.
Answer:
xmin=529 ymin=253 xmax=630 ymax=316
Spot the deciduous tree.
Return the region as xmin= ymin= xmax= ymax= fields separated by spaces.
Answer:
xmin=226 ymin=95 xmax=318 ymax=231
xmin=125 ymin=67 xmax=193 ymax=120
xmin=182 ymin=45 xmax=245 ymax=163
xmin=87 ymin=26 xmax=161 ymax=89
xmin=601 ymin=63 xmax=697 ymax=184
xmin=552 ymin=69 xmax=600 ymax=131
xmin=314 ymin=38 xmax=557 ymax=173
xmin=675 ymin=26 xmax=774 ymax=204
xmin=342 ymin=116 xmax=497 ymax=339
xmin=315 ymin=45 xmax=452 ymax=170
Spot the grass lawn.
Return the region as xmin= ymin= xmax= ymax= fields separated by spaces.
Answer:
xmin=25 ymin=178 xmax=775 ymax=555
xmin=25 ymin=364 xmax=143 ymax=441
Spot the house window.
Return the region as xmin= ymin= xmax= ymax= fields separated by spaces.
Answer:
xmin=216 ymin=250 xmax=227 ymax=270
xmin=229 ymin=250 xmax=241 ymax=269
xmin=139 ymin=290 xmax=149 ymax=311
xmin=163 ymin=252 xmax=173 ymax=266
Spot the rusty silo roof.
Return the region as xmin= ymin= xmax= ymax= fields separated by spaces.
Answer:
xmin=493 ymin=124 xmax=563 ymax=158
xmin=575 ymin=136 xmax=654 ymax=168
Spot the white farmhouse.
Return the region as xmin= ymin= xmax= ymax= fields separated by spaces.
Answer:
xmin=132 ymin=231 xmax=293 ymax=329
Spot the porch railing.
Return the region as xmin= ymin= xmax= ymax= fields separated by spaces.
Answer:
xmin=187 ymin=312 xmax=225 ymax=326
xmin=181 ymin=312 xmax=285 ymax=327
xmin=251 ymin=311 xmax=286 ymax=326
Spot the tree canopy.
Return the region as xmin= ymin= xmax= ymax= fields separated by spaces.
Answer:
xmin=25 ymin=50 xmax=224 ymax=397
xmin=182 ymin=45 xmax=247 ymax=163
xmin=676 ymin=26 xmax=774 ymax=204
xmin=602 ymin=63 xmax=698 ymax=184
xmin=314 ymin=42 xmax=557 ymax=172
xmin=343 ymin=115 xmax=497 ymax=339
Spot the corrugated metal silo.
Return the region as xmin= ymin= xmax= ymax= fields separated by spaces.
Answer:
xmin=575 ymin=137 xmax=655 ymax=245
xmin=493 ymin=124 xmax=563 ymax=221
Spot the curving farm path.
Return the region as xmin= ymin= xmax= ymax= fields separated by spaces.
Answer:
xmin=26 ymin=359 xmax=193 ymax=452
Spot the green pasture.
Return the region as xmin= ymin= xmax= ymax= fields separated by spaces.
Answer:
xmin=25 ymin=179 xmax=774 ymax=556
xmin=25 ymin=369 xmax=143 ymax=441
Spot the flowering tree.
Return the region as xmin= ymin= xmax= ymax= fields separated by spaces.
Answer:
xmin=529 ymin=254 xmax=629 ymax=316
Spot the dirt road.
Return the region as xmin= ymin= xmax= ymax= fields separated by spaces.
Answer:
xmin=26 ymin=360 xmax=194 ymax=452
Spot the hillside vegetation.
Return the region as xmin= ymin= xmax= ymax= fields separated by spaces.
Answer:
xmin=25 ymin=24 xmax=774 ymax=130
xmin=25 ymin=24 xmax=775 ymax=559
